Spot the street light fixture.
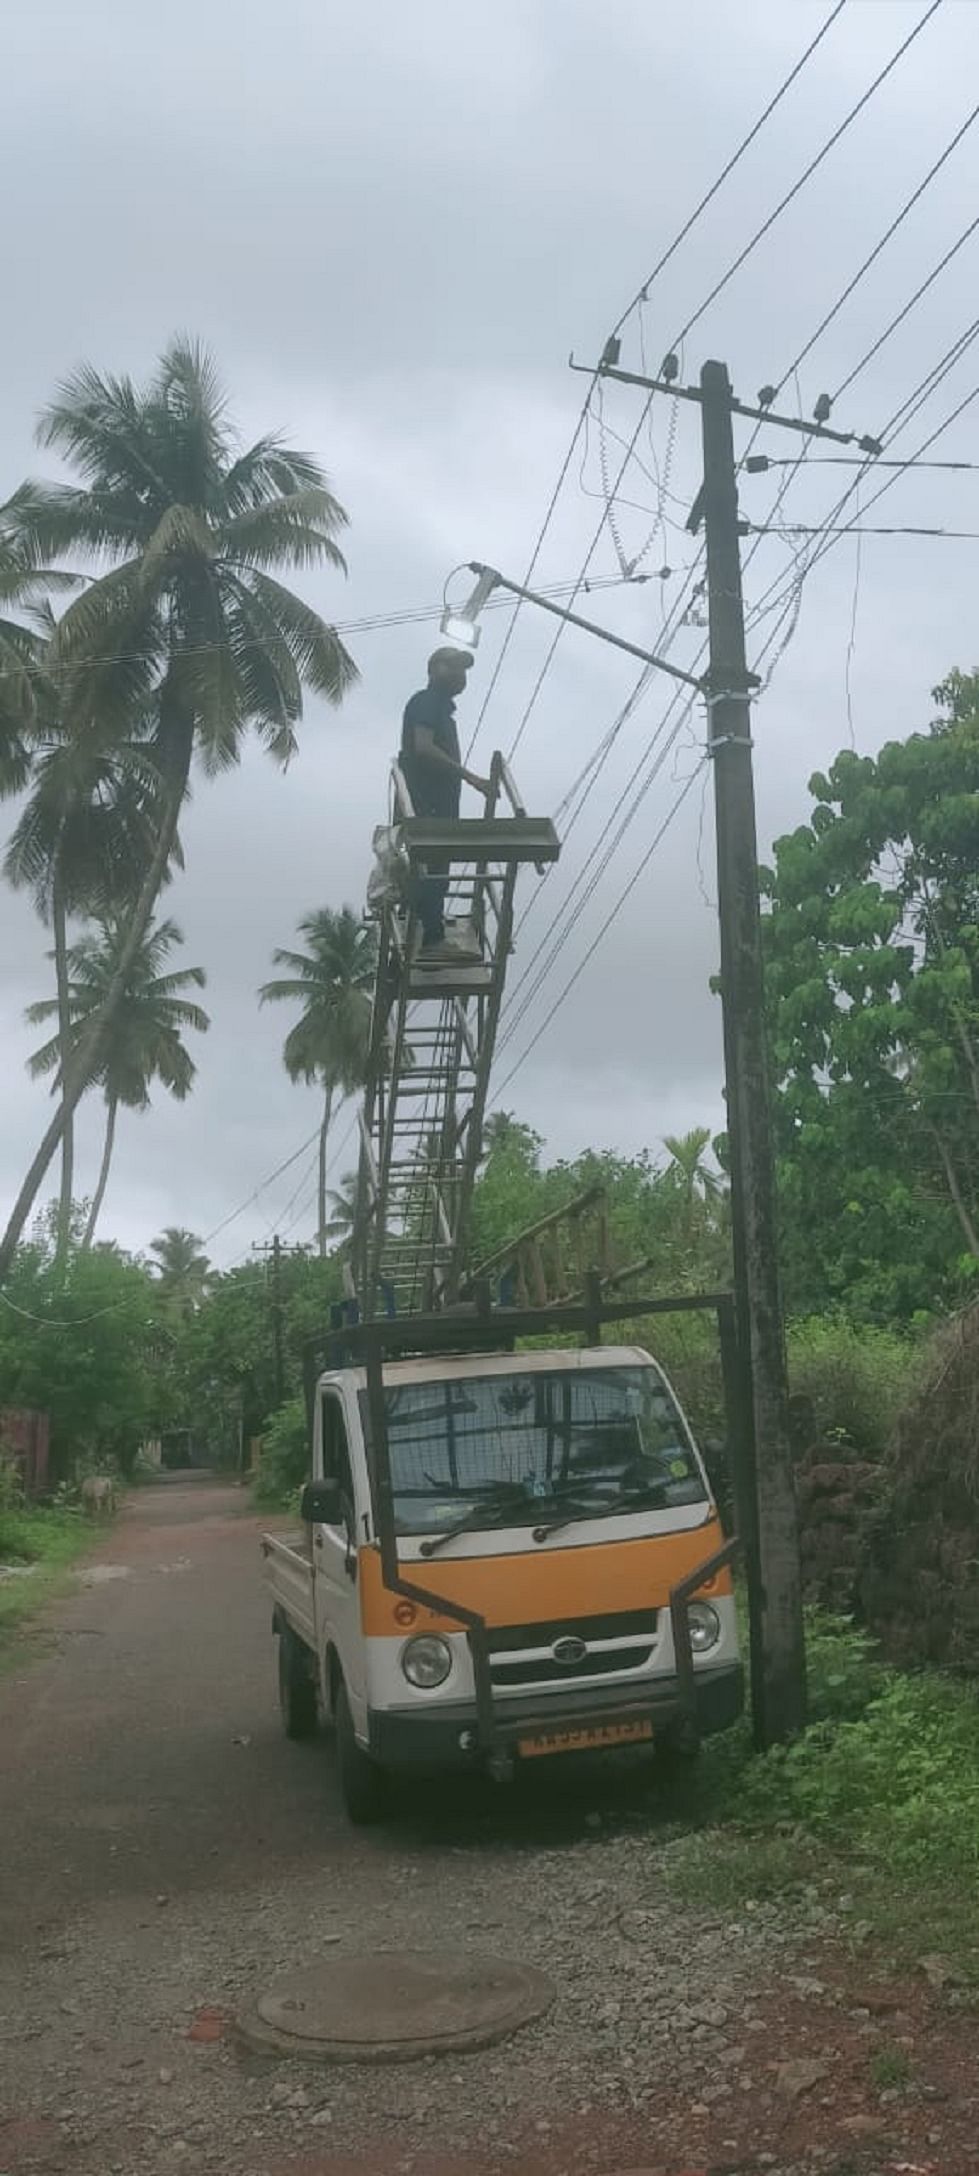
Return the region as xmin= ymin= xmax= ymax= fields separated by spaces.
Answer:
xmin=440 ymin=562 xmax=703 ymax=690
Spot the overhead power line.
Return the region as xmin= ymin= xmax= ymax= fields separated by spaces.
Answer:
xmin=202 ymin=1126 xmax=321 ymax=1248
xmin=496 ymin=288 xmax=979 ymax=1088
xmin=774 ymin=90 xmax=979 ymax=398
xmin=756 ymin=523 xmax=979 ymax=540
xmin=834 ymin=208 xmax=979 ymax=402
xmin=0 ymin=570 xmax=647 ymax=687
xmin=490 ymin=761 xmax=707 ymax=1107
xmin=665 ymin=0 xmax=945 ymax=356
xmin=464 ymin=1 xmax=852 ymax=760
xmin=495 ymin=3 xmax=942 ymax=770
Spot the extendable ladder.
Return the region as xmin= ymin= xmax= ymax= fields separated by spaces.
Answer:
xmin=350 ymin=756 xmax=559 ymax=1318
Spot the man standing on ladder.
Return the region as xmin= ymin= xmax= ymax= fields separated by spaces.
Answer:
xmin=400 ymin=648 xmax=490 ymax=956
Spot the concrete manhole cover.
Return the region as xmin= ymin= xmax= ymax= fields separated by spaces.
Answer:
xmin=237 ymin=1950 xmax=554 ymax=2063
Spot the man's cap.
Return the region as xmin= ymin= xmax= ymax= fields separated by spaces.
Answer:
xmin=428 ymin=646 xmax=474 ymax=672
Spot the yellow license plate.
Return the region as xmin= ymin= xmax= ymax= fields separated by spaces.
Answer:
xmin=518 ymin=1719 xmax=654 ymax=1759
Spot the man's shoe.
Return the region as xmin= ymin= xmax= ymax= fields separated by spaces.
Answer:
xmin=442 ymin=921 xmax=482 ymax=959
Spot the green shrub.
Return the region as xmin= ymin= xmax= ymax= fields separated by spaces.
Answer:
xmin=666 ymin=1613 xmax=979 ymax=1957
xmin=786 ymin=1316 xmax=920 ymax=1455
xmin=252 ymin=1397 xmax=308 ymax=1508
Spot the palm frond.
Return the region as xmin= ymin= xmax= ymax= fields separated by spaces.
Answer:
xmin=219 ymin=488 xmax=348 ymax=572
xmin=223 ymin=435 xmax=332 ymax=513
xmin=139 ymin=504 xmax=213 ymax=593
xmin=241 ymin=570 xmax=358 ymax=706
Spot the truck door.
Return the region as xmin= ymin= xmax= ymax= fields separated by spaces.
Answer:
xmin=313 ymin=1391 xmax=367 ymax=1727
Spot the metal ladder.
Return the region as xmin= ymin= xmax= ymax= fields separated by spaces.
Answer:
xmin=350 ymin=756 xmax=559 ymax=1318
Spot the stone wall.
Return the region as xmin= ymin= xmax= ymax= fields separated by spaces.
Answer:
xmin=794 ymin=1450 xmax=886 ymax=1615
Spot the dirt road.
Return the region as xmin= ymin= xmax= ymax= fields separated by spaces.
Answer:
xmin=0 ymin=1479 xmax=973 ymax=2176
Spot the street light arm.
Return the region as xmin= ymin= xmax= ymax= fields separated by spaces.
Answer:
xmin=464 ymin=562 xmax=704 ymax=691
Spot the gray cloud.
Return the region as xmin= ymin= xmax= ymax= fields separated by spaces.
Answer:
xmin=3 ymin=0 xmax=979 ymax=1259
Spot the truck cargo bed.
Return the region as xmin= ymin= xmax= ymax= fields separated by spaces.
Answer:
xmin=262 ymin=1532 xmax=316 ymax=1650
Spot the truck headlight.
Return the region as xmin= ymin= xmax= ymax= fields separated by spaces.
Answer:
xmin=401 ymin=1635 xmax=452 ymax=1688
xmin=687 ymin=1602 xmax=721 ymax=1654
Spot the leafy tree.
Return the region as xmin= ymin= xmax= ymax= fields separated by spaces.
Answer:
xmin=0 ymin=1220 xmax=164 ymax=1478
xmin=26 ymin=918 xmax=209 ymax=1247
xmin=470 ymin=1120 xmax=729 ymax=1296
xmin=260 ymin=906 xmax=375 ymax=1255
xmin=162 ymin=1251 xmax=342 ymax=1466
xmin=0 ymin=338 xmax=357 ymax=1275
xmin=764 ymin=681 xmax=979 ymax=1319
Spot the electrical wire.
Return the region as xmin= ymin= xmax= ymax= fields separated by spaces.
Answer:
xmin=462 ymin=0 xmax=851 ymax=761
xmin=666 ymin=0 xmax=944 ymax=356
xmin=757 ymin=456 xmax=979 ymax=471
xmin=490 ymin=185 xmax=979 ymax=1103
xmin=0 ymin=1286 xmax=136 ymax=1328
xmin=497 ymin=307 xmax=979 ymax=1074
xmin=749 ymin=325 xmax=979 ymax=673
xmin=201 ymin=1125 xmax=321 ymax=1248
xmin=844 ymin=487 xmax=863 ymax=749
xmin=834 ymin=209 xmax=979 ymax=402
xmin=497 ymin=696 xmax=694 ymax=1052
xmin=490 ymin=761 xmax=708 ymax=1106
xmin=0 ymin=571 xmax=648 ymax=688
xmin=773 ymin=92 xmax=979 ymax=398
xmin=495 ymin=8 xmax=949 ymax=786
xmin=500 ymin=549 xmax=710 ymax=984
xmin=756 ymin=523 xmax=979 ymax=539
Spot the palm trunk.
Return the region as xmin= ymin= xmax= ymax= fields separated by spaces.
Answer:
xmin=318 ymin=1082 xmax=335 ymax=1258
xmin=53 ymin=872 xmax=74 ymax=1270
xmin=0 ymin=696 xmax=192 ymax=1284
xmin=82 ymin=1094 xmax=118 ymax=1250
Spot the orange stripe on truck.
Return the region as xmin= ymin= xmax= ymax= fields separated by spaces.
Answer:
xmin=358 ymin=1518 xmax=730 ymax=1636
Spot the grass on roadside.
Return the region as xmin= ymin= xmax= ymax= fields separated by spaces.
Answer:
xmin=0 ymin=1500 xmax=98 ymax=1646
xmin=656 ymin=1611 xmax=979 ymax=1977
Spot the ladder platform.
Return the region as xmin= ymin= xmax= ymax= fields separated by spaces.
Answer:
xmin=407 ymin=958 xmax=495 ymax=997
xmin=399 ymin=815 xmax=559 ymax=867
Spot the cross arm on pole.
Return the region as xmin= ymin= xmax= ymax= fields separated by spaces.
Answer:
xmin=568 ymin=356 xmax=881 ymax=451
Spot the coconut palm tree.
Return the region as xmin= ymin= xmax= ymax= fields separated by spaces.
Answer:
xmin=0 ymin=337 xmax=357 ymax=1278
xmin=4 ymin=624 xmax=167 ymax=1263
xmin=662 ymin=1126 xmax=723 ymax=1209
xmin=148 ymin=1226 xmax=212 ymax=1313
xmin=0 ymin=532 xmax=78 ymax=775
xmin=26 ymin=917 xmax=209 ymax=1247
xmin=324 ymin=1171 xmax=359 ymax=1249
xmin=260 ymin=907 xmax=375 ymax=1256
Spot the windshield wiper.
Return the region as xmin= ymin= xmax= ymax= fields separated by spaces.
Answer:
xmin=531 ymin=1481 xmax=672 ymax=1543
xmin=418 ymin=1483 xmax=535 ymax=1557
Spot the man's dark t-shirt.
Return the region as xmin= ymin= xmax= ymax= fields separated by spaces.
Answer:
xmin=400 ymin=685 xmax=460 ymax=818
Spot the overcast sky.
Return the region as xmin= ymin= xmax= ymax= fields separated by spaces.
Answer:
xmin=3 ymin=0 xmax=978 ymax=1266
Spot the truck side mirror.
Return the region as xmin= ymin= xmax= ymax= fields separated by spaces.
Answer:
xmin=301 ymin=1479 xmax=343 ymax=1525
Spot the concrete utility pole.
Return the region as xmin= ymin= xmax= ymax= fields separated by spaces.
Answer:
xmin=458 ymin=350 xmax=878 ymax=1744
xmin=699 ymin=358 xmax=806 ymax=1745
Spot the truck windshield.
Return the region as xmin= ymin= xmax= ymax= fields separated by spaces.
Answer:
xmin=361 ymin=1365 xmax=707 ymax=1537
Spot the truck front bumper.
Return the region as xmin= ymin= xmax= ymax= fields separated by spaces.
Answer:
xmin=367 ymin=1661 xmax=743 ymax=1770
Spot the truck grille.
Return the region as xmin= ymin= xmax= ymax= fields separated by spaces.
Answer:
xmin=488 ymin=1608 xmax=660 ymax=1690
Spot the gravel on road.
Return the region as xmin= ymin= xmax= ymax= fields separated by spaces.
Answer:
xmin=0 ymin=1479 xmax=975 ymax=2176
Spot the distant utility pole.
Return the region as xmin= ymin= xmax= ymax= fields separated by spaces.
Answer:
xmin=698 ymin=359 xmax=806 ymax=1746
xmin=253 ymin=1234 xmax=286 ymax=1407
